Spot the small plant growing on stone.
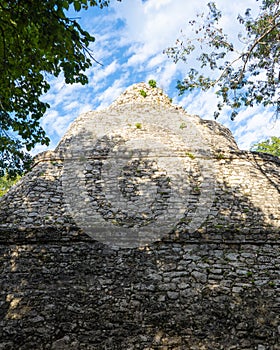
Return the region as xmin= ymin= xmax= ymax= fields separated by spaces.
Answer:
xmin=139 ymin=90 xmax=147 ymax=98
xmin=268 ymin=281 xmax=275 ymax=287
xmin=180 ymin=122 xmax=187 ymax=129
xmin=185 ymin=152 xmax=195 ymax=160
xmin=148 ymin=79 xmax=157 ymax=88
xmin=214 ymin=224 xmax=224 ymax=229
xmin=215 ymin=152 xmax=226 ymax=160
xmin=135 ymin=123 xmax=142 ymax=129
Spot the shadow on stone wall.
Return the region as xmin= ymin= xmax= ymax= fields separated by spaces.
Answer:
xmin=0 ymin=134 xmax=279 ymax=349
xmin=0 ymin=160 xmax=76 ymax=235
xmin=175 ymin=179 xmax=279 ymax=243
xmin=0 ymin=181 xmax=279 ymax=349
xmin=0 ymin=239 xmax=279 ymax=349
xmin=250 ymin=152 xmax=280 ymax=195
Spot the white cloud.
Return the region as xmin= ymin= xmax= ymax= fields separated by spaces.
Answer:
xmin=144 ymin=0 xmax=173 ymax=12
xmin=113 ymin=0 xmax=200 ymax=62
xmin=233 ymin=109 xmax=280 ymax=150
xmin=95 ymin=76 xmax=129 ymax=109
xmin=64 ymin=101 xmax=80 ymax=111
xmin=89 ymin=60 xmax=119 ymax=86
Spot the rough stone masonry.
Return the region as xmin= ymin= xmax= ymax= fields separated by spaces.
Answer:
xmin=0 ymin=83 xmax=279 ymax=349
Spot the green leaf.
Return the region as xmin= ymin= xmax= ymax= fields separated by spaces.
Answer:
xmin=62 ymin=1 xmax=70 ymax=10
xmin=251 ymin=136 xmax=280 ymax=157
xmin=74 ymin=1 xmax=82 ymax=11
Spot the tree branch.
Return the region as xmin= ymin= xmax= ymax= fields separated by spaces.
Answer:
xmin=212 ymin=55 xmax=244 ymax=86
xmin=239 ymin=15 xmax=280 ymax=82
xmin=211 ymin=13 xmax=280 ymax=88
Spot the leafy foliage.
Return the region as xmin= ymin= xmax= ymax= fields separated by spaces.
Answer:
xmin=0 ymin=173 xmax=20 ymax=197
xmin=139 ymin=90 xmax=147 ymax=98
xmin=0 ymin=0 xmax=120 ymax=177
xmin=251 ymin=136 xmax=280 ymax=157
xmin=165 ymin=0 xmax=280 ymax=120
xmin=148 ymin=79 xmax=157 ymax=88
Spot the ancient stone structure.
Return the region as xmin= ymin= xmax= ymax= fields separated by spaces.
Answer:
xmin=0 ymin=83 xmax=279 ymax=349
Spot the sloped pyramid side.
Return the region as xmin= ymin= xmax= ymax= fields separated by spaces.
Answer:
xmin=0 ymin=83 xmax=279 ymax=240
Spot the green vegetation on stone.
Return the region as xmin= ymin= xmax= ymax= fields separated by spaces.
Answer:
xmin=185 ymin=152 xmax=195 ymax=159
xmin=148 ymin=79 xmax=157 ymax=88
xmin=139 ymin=90 xmax=147 ymax=98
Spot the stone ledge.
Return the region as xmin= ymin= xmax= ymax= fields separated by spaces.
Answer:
xmin=0 ymin=227 xmax=279 ymax=245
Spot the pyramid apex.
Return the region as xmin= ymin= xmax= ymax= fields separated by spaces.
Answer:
xmin=110 ymin=82 xmax=174 ymax=107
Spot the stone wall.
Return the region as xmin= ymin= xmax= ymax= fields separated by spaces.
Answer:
xmin=0 ymin=229 xmax=279 ymax=349
xmin=0 ymin=83 xmax=279 ymax=349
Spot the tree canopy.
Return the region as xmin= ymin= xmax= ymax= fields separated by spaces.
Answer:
xmin=0 ymin=0 xmax=120 ymax=177
xmin=251 ymin=136 xmax=280 ymax=157
xmin=165 ymin=0 xmax=280 ymax=120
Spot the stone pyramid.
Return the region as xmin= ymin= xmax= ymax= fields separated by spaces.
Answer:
xmin=0 ymin=82 xmax=279 ymax=246
xmin=0 ymin=83 xmax=279 ymax=349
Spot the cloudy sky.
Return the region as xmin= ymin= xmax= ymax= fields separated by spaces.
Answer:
xmin=37 ymin=0 xmax=280 ymax=154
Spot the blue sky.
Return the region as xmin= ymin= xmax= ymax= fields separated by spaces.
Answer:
xmin=37 ymin=0 xmax=280 ymax=154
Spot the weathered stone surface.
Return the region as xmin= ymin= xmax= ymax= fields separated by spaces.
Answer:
xmin=0 ymin=83 xmax=279 ymax=349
